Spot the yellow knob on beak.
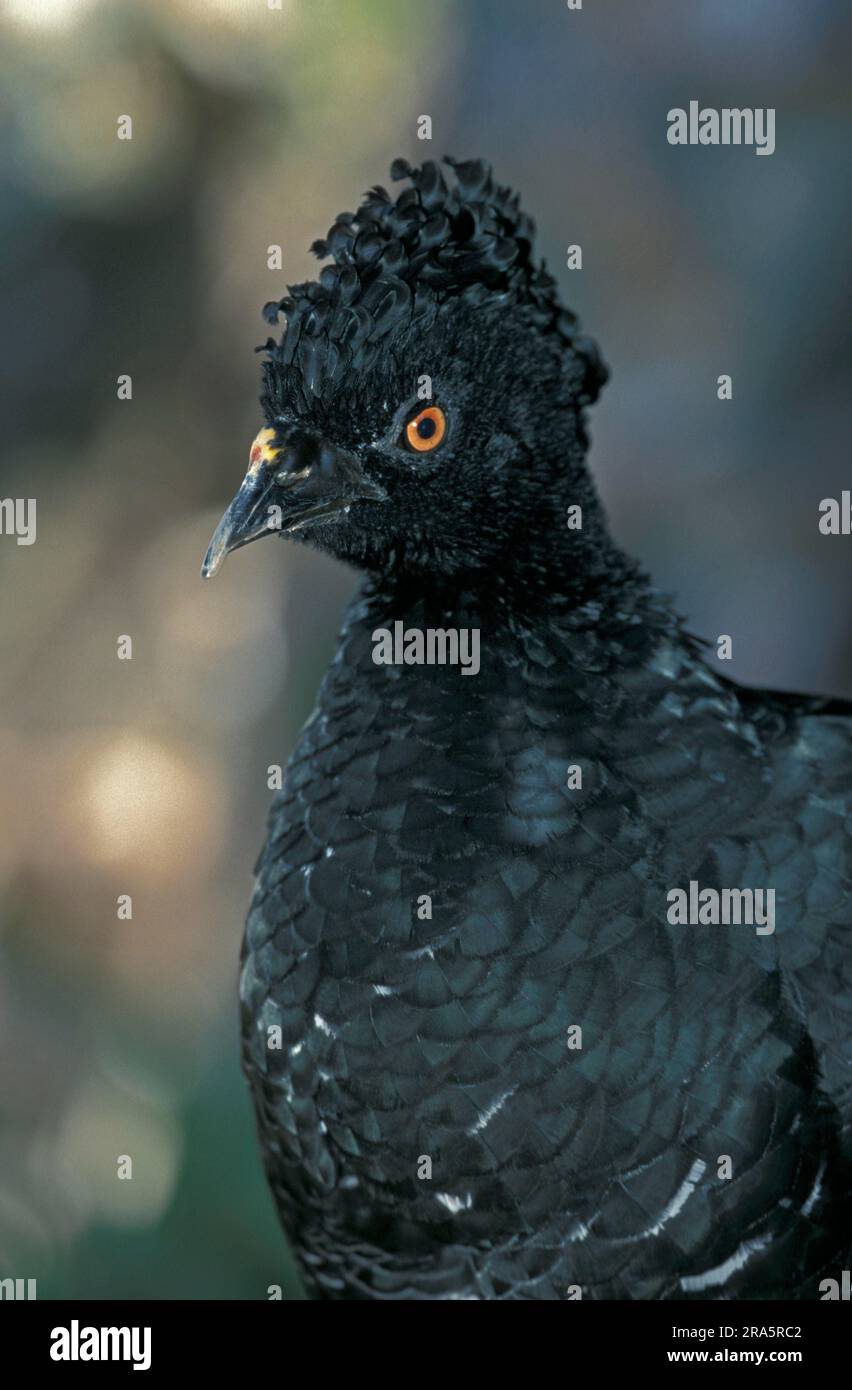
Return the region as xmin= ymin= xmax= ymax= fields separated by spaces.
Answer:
xmin=247 ymin=426 xmax=282 ymax=477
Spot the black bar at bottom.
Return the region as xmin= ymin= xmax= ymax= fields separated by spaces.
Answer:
xmin=1 ymin=1296 xmax=848 ymax=1376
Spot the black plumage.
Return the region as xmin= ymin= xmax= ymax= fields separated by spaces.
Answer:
xmin=203 ymin=157 xmax=851 ymax=1300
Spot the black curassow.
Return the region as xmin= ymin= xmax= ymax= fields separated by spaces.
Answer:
xmin=202 ymin=157 xmax=851 ymax=1300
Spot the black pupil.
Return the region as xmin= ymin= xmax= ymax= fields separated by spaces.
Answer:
xmin=416 ymin=415 xmax=437 ymax=439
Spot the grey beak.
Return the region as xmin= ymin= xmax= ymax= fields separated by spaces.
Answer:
xmin=202 ymin=426 xmax=386 ymax=579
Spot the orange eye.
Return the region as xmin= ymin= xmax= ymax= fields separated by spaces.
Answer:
xmin=405 ymin=405 xmax=446 ymax=453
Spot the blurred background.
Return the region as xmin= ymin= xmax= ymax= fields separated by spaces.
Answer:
xmin=0 ymin=0 xmax=850 ymax=1300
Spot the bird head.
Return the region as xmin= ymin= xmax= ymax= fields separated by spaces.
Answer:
xmin=202 ymin=156 xmax=608 ymax=587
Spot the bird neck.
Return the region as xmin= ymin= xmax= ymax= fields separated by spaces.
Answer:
xmin=372 ymin=473 xmax=654 ymax=630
